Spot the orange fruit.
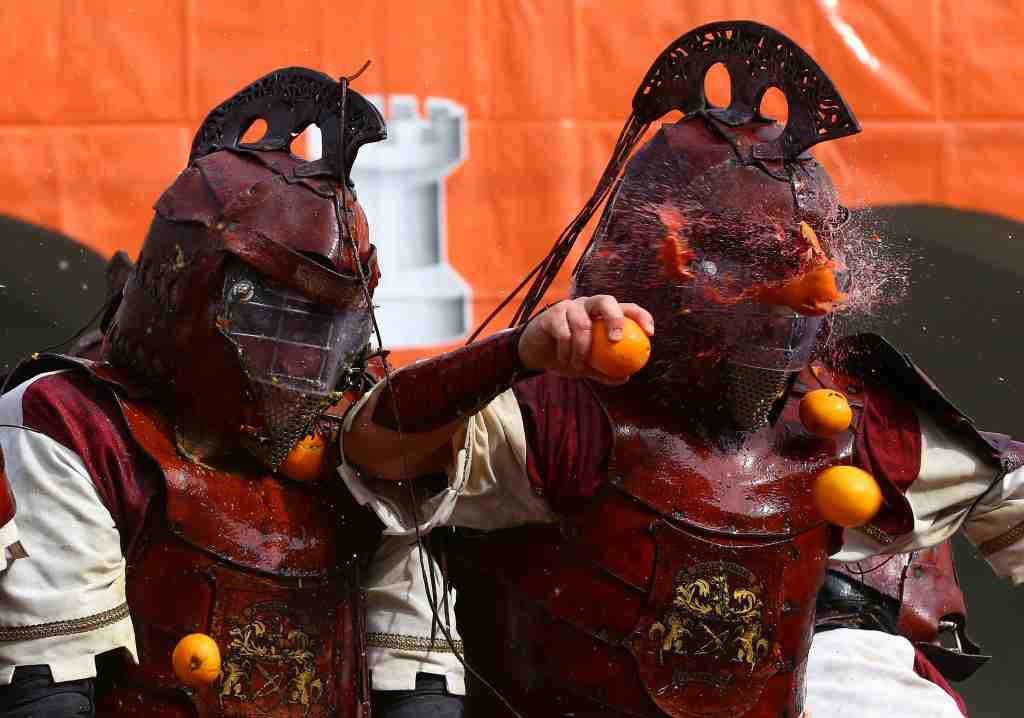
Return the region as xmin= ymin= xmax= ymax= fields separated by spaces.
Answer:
xmin=279 ymin=433 xmax=326 ymax=483
xmin=799 ymin=389 xmax=853 ymax=437
xmin=813 ymin=466 xmax=884 ymax=528
xmin=172 ymin=633 xmax=221 ymax=688
xmin=589 ymin=317 xmax=652 ymax=379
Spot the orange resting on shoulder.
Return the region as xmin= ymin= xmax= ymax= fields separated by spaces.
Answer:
xmin=799 ymin=389 xmax=853 ymax=437
xmin=813 ymin=465 xmax=883 ymax=528
xmin=279 ymin=433 xmax=327 ymax=483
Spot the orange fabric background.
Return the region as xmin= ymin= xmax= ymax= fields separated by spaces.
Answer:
xmin=2 ymin=1 xmax=1021 ymax=363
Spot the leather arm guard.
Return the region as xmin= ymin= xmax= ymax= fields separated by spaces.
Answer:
xmin=372 ymin=327 xmax=536 ymax=434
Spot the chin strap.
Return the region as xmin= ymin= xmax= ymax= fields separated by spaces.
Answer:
xmin=371 ymin=327 xmax=536 ymax=433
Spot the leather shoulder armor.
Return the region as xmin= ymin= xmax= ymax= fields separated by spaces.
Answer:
xmin=829 ymin=333 xmax=1004 ymax=466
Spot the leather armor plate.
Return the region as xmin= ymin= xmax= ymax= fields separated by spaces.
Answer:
xmin=101 ymin=395 xmax=375 ymax=717
xmin=632 ymin=521 xmax=788 ymax=717
xmin=449 ymin=377 xmax=845 ymax=718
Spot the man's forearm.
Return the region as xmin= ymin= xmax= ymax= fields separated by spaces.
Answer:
xmin=343 ymin=328 xmax=533 ymax=481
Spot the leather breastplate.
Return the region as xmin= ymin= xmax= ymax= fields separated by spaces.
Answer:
xmin=448 ymin=376 xmax=853 ymax=718
xmin=100 ymin=396 xmax=377 ymax=718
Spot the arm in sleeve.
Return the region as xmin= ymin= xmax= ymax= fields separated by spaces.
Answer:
xmin=339 ymin=384 xmax=552 ymax=535
xmin=0 ymin=371 xmax=142 ymax=684
xmin=958 ymin=447 xmax=1024 ymax=584
xmin=839 ymin=403 xmax=1024 ymax=584
xmin=338 ymin=374 xmax=611 ymax=534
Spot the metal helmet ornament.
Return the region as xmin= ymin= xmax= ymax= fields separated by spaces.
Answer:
xmin=103 ymin=67 xmax=386 ymax=470
xmin=510 ymin=21 xmax=861 ymax=432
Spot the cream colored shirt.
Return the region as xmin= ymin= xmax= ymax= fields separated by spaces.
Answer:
xmin=0 ymin=372 xmax=138 ymax=685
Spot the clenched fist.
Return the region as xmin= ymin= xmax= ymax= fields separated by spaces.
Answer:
xmin=517 ymin=295 xmax=654 ymax=383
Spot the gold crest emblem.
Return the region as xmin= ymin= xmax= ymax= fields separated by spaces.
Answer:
xmin=218 ymin=601 xmax=325 ymax=715
xmin=648 ymin=560 xmax=770 ymax=673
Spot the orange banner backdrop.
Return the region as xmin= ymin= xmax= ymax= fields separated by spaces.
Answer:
xmin=2 ymin=1 xmax=1022 ymax=363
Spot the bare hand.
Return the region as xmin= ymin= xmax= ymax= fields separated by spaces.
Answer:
xmin=517 ymin=295 xmax=654 ymax=384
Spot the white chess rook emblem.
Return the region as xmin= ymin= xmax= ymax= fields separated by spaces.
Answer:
xmin=308 ymin=95 xmax=470 ymax=348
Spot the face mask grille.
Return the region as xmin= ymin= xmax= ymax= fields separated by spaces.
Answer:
xmin=723 ymin=363 xmax=794 ymax=432
xmin=241 ymin=380 xmax=337 ymax=471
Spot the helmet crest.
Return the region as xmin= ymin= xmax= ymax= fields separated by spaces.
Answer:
xmin=189 ymin=66 xmax=386 ymax=186
xmin=632 ymin=20 xmax=860 ymax=160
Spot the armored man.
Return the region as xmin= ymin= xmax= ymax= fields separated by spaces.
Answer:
xmin=341 ymin=22 xmax=1023 ymax=718
xmin=0 ymin=69 xmax=389 ymax=717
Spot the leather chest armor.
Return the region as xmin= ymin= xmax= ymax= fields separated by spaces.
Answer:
xmin=99 ymin=396 xmax=377 ymax=717
xmin=448 ymin=379 xmax=852 ymax=718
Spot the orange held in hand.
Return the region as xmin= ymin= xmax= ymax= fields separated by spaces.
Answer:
xmin=279 ymin=433 xmax=327 ymax=483
xmin=813 ymin=465 xmax=884 ymax=528
xmin=589 ymin=317 xmax=652 ymax=379
xmin=172 ymin=633 xmax=221 ymax=688
xmin=799 ymin=389 xmax=853 ymax=437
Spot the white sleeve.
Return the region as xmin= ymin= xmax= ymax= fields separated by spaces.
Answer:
xmin=362 ymin=536 xmax=465 ymax=694
xmin=835 ymin=409 xmax=1024 ymax=584
xmin=806 ymin=629 xmax=965 ymax=718
xmin=0 ymin=375 xmax=137 ymax=684
xmin=962 ymin=462 xmax=1024 ymax=583
xmin=338 ymin=387 xmax=556 ymax=537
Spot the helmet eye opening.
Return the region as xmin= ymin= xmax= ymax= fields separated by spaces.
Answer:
xmin=239 ymin=117 xmax=269 ymax=146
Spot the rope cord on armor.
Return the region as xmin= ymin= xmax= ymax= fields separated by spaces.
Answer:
xmin=468 ymin=114 xmax=649 ymax=341
xmin=512 ymin=115 xmax=648 ymax=328
xmin=333 ymin=191 xmax=527 ymax=718
xmin=0 ymin=287 xmax=120 ymax=397
xmin=843 ymin=554 xmax=901 ymax=576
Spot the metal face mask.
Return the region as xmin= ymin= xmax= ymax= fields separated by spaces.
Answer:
xmin=661 ymin=212 xmax=851 ymax=374
xmin=220 ymin=259 xmax=373 ymax=469
xmin=221 ymin=260 xmax=371 ymax=397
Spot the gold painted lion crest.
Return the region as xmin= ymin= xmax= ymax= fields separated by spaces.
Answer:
xmin=218 ymin=601 xmax=325 ymax=715
xmin=649 ymin=561 xmax=771 ymax=672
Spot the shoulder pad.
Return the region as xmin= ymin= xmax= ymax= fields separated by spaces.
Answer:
xmin=826 ymin=333 xmax=1003 ymax=467
xmin=2 ymin=353 xmax=150 ymax=400
xmin=3 ymin=353 xmax=93 ymax=394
